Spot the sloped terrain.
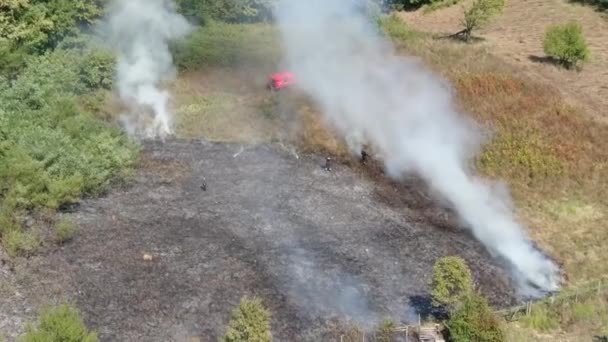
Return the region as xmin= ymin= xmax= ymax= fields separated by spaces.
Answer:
xmin=3 ymin=140 xmax=517 ymax=341
xmin=400 ymin=0 xmax=608 ymax=123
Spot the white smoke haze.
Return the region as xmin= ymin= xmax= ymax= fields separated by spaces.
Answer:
xmin=274 ymin=0 xmax=559 ymax=295
xmin=102 ymin=0 xmax=191 ymax=138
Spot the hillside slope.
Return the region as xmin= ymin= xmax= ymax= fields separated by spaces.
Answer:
xmin=400 ymin=0 xmax=608 ymax=123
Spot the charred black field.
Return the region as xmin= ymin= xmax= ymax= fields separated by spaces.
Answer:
xmin=4 ymin=139 xmax=518 ymax=341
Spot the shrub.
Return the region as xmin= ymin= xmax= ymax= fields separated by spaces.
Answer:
xmin=431 ymin=256 xmax=474 ymax=311
xmin=3 ymin=229 xmax=40 ymax=257
xmin=0 ymin=46 xmax=137 ymax=253
xmin=446 ymin=293 xmax=505 ymax=342
xmin=21 ymin=304 xmax=98 ymax=342
xmin=461 ymin=0 xmax=505 ymax=42
xmin=377 ymin=318 xmax=396 ymax=342
xmin=223 ymin=297 xmax=272 ymax=342
xmin=55 ymin=217 xmax=77 ymax=244
xmin=543 ymin=22 xmax=590 ymax=69
xmin=519 ymin=303 xmax=560 ymax=332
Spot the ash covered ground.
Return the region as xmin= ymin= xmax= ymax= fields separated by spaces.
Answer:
xmin=3 ymin=140 xmax=518 ymax=341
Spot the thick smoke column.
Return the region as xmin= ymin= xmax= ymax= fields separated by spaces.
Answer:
xmin=274 ymin=0 xmax=559 ymax=294
xmin=102 ymin=0 xmax=191 ymax=138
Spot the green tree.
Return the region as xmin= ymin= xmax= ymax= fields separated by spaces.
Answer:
xmin=21 ymin=304 xmax=98 ymax=342
xmin=223 ymin=297 xmax=272 ymax=342
xmin=446 ymin=293 xmax=505 ymax=342
xmin=461 ymin=0 xmax=505 ymax=42
xmin=175 ymin=0 xmax=273 ymax=23
xmin=0 ymin=0 xmax=103 ymax=53
xmin=543 ymin=22 xmax=590 ymax=70
xmin=431 ymin=256 xmax=474 ymax=312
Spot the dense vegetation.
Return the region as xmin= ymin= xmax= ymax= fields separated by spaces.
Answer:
xmin=0 ymin=0 xmax=137 ymax=256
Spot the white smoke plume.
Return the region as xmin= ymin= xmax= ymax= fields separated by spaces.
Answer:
xmin=274 ymin=0 xmax=559 ymax=295
xmin=102 ymin=0 xmax=191 ymax=138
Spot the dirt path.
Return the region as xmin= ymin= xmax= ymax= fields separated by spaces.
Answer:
xmin=400 ymin=0 xmax=608 ymax=122
xmin=2 ymin=140 xmax=516 ymax=341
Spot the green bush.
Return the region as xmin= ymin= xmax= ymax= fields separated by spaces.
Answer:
xmin=462 ymin=0 xmax=505 ymax=41
xmin=3 ymin=229 xmax=40 ymax=258
xmin=446 ymin=293 xmax=505 ymax=342
xmin=21 ymin=304 xmax=98 ymax=342
xmin=223 ymin=297 xmax=272 ymax=342
xmin=543 ymin=22 xmax=590 ymax=69
xmin=431 ymin=256 xmax=474 ymax=311
xmin=173 ymin=21 xmax=280 ymax=70
xmin=55 ymin=217 xmax=77 ymax=244
xmin=519 ymin=303 xmax=560 ymax=332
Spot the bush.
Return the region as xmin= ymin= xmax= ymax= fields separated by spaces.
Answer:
xmin=461 ymin=0 xmax=505 ymax=41
xmin=446 ymin=293 xmax=505 ymax=342
xmin=21 ymin=304 xmax=98 ymax=342
xmin=223 ymin=297 xmax=272 ymax=342
xmin=431 ymin=256 xmax=474 ymax=312
xmin=543 ymin=22 xmax=590 ymax=69
xmin=55 ymin=217 xmax=77 ymax=244
xmin=3 ymin=229 xmax=40 ymax=257
xmin=377 ymin=318 xmax=396 ymax=342
xmin=172 ymin=22 xmax=280 ymax=70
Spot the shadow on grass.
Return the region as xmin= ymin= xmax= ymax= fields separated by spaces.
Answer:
xmin=567 ymin=0 xmax=608 ymax=13
xmin=433 ymin=31 xmax=486 ymax=44
xmin=409 ymin=295 xmax=448 ymax=322
xmin=528 ymin=55 xmax=582 ymax=71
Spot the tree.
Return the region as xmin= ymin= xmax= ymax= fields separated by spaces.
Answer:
xmin=460 ymin=0 xmax=505 ymax=42
xmin=223 ymin=297 xmax=272 ymax=342
xmin=0 ymin=0 xmax=103 ymax=53
xmin=445 ymin=293 xmax=505 ymax=342
xmin=175 ymin=0 xmax=274 ymax=23
xmin=431 ymin=256 xmax=473 ymax=312
xmin=543 ymin=22 xmax=590 ymax=70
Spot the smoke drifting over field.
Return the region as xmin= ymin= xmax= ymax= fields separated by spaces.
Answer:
xmin=274 ymin=0 xmax=559 ymax=294
xmin=102 ymin=0 xmax=191 ymax=138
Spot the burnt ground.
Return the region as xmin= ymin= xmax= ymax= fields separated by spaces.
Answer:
xmin=1 ymin=140 xmax=517 ymax=341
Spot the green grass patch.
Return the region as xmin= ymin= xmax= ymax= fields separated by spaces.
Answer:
xmin=476 ymin=127 xmax=564 ymax=187
xmin=55 ymin=217 xmax=77 ymax=244
xmin=22 ymin=304 xmax=98 ymax=342
xmin=173 ymin=21 xmax=281 ymax=70
xmin=423 ymin=0 xmax=463 ymax=13
xmin=520 ymin=304 xmax=560 ymax=332
xmin=380 ymin=14 xmax=423 ymax=43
